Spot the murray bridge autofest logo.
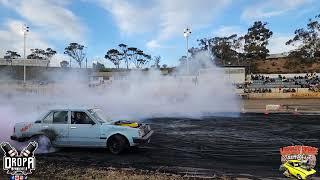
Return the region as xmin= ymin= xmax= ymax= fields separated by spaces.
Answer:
xmin=280 ymin=145 xmax=318 ymax=179
xmin=1 ymin=141 xmax=38 ymax=180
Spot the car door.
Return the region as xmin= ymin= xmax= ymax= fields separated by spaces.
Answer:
xmin=50 ymin=110 xmax=70 ymax=146
xmin=68 ymin=111 xmax=103 ymax=147
xmin=40 ymin=110 xmax=69 ymax=146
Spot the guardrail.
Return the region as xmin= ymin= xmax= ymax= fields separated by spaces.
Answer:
xmin=241 ymin=92 xmax=320 ymax=99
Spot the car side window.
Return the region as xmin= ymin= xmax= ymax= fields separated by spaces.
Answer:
xmin=71 ymin=111 xmax=95 ymax=125
xmin=53 ymin=111 xmax=68 ymax=124
xmin=43 ymin=112 xmax=53 ymax=124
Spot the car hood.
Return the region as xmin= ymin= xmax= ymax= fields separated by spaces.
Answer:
xmin=112 ymin=120 xmax=140 ymax=128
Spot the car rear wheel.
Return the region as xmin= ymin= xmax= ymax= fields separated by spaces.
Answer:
xmin=107 ymin=135 xmax=128 ymax=155
xmin=29 ymin=135 xmax=54 ymax=153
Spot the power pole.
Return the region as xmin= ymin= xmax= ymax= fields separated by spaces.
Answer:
xmin=183 ymin=27 xmax=191 ymax=74
xmin=23 ymin=24 xmax=29 ymax=84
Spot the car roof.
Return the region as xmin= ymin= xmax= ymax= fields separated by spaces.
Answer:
xmin=50 ymin=108 xmax=89 ymax=111
xmin=48 ymin=106 xmax=100 ymax=112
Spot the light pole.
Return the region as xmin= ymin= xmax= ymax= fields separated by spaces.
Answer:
xmin=23 ymin=24 xmax=29 ymax=84
xmin=183 ymin=27 xmax=191 ymax=74
xmin=85 ymin=46 xmax=88 ymax=69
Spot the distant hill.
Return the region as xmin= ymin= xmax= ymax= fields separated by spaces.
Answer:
xmin=252 ymin=58 xmax=320 ymax=74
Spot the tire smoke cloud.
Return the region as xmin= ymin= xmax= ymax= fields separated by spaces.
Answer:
xmin=0 ymin=52 xmax=239 ymax=144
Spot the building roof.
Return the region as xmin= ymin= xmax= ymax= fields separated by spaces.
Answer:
xmin=266 ymin=53 xmax=289 ymax=59
xmin=0 ymin=58 xmax=49 ymax=67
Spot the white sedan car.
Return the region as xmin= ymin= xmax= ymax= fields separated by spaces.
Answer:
xmin=11 ymin=108 xmax=154 ymax=154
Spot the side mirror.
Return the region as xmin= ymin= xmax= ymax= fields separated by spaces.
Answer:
xmin=35 ymin=120 xmax=41 ymax=123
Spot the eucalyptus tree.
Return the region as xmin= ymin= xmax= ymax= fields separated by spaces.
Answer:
xmin=286 ymin=14 xmax=320 ymax=61
xmin=105 ymin=49 xmax=122 ymax=68
xmin=60 ymin=60 xmax=69 ymax=68
xmin=243 ymin=21 xmax=273 ymax=59
xmin=152 ymin=56 xmax=161 ymax=69
xmin=64 ymin=43 xmax=86 ymax=68
xmin=4 ymin=50 xmax=21 ymax=68
xmin=119 ymin=43 xmax=129 ymax=69
xmin=27 ymin=48 xmax=57 ymax=68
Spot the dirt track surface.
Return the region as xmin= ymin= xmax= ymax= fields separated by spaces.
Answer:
xmin=243 ymin=98 xmax=320 ymax=112
xmin=1 ymin=114 xmax=320 ymax=179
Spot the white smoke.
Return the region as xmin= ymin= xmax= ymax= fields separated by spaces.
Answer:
xmin=0 ymin=51 xmax=239 ymax=145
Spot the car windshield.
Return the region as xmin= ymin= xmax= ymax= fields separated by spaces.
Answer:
xmin=88 ymin=109 xmax=111 ymax=123
xmin=293 ymin=162 xmax=302 ymax=167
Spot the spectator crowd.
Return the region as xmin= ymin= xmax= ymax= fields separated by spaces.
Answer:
xmin=238 ymin=73 xmax=320 ymax=93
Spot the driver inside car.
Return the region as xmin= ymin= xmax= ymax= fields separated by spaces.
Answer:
xmin=72 ymin=112 xmax=84 ymax=124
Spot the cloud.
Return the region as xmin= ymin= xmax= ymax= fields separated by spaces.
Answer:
xmin=0 ymin=0 xmax=86 ymax=67
xmin=146 ymin=40 xmax=162 ymax=49
xmin=0 ymin=0 xmax=85 ymax=41
xmin=99 ymin=0 xmax=158 ymax=35
xmin=241 ymin=0 xmax=313 ymax=20
xmin=98 ymin=0 xmax=231 ymax=49
xmin=267 ymin=34 xmax=299 ymax=54
xmin=213 ymin=26 xmax=245 ymax=37
xmin=0 ymin=19 xmax=51 ymax=57
xmin=0 ymin=19 xmax=69 ymax=67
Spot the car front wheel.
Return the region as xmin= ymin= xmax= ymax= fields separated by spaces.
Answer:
xmin=297 ymin=174 xmax=302 ymax=180
xmin=107 ymin=135 xmax=128 ymax=155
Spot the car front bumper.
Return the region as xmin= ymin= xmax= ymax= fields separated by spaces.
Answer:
xmin=132 ymin=130 xmax=154 ymax=144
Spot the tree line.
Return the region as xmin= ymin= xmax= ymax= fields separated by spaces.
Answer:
xmin=2 ymin=43 xmax=163 ymax=70
xmin=105 ymin=44 xmax=152 ymax=69
xmin=187 ymin=14 xmax=320 ymax=66
xmin=2 ymin=14 xmax=319 ymax=70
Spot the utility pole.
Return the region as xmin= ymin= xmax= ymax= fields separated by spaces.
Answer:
xmin=23 ymin=24 xmax=29 ymax=84
xmin=184 ymin=27 xmax=191 ymax=74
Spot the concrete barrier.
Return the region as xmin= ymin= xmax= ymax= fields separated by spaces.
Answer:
xmin=247 ymin=93 xmax=291 ymax=99
xmin=291 ymin=92 xmax=320 ymax=98
xmin=266 ymin=104 xmax=281 ymax=111
xmin=245 ymin=92 xmax=320 ymax=99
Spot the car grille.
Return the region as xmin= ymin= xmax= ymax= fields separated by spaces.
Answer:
xmin=140 ymin=125 xmax=151 ymax=135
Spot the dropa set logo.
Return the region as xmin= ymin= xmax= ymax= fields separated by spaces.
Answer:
xmin=1 ymin=141 xmax=38 ymax=177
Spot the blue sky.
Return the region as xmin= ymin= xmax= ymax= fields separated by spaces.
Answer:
xmin=0 ymin=0 xmax=319 ymax=67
